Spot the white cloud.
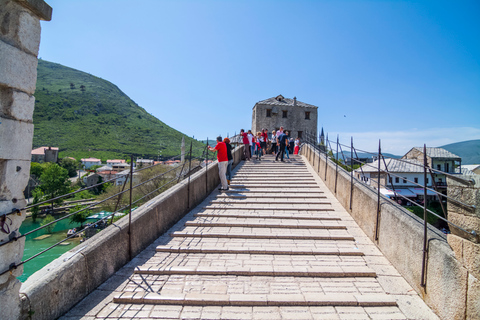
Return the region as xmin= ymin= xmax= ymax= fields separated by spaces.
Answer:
xmin=326 ymin=127 xmax=480 ymax=156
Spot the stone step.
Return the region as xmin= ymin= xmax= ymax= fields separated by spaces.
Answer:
xmin=134 ymin=265 xmax=376 ymax=277
xmin=229 ymin=184 xmax=318 ymax=189
xmin=113 ymin=292 xmax=396 ymax=307
xmin=202 ymin=206 xmax=335 ymax=212
xmin=223 ymin=190 xmax=324 ymax=195
xmin=215 ymin=194 xmax=327 ymax=199
xmin=193 ymin=212 xmax=340 ymax=220
xmin=155 ymin=246 xmax=364 ymax=256
xmin=170 ymin=231 xmax=355 ymax=241
xmin=184 ymin=221 xmax=346 ymax=229
xmin=209 ymin=200 xmax=330 ymax=205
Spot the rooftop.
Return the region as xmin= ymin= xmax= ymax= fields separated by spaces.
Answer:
xmin=255 ymin=95 xmax=318 ymax=109
xmin=31 ymin=146 xmax=59 ymax=155
xmin=412 ymin=147 xmax=461 ymax=160
xmin=356 ymin=158 xmax=425 ymax=173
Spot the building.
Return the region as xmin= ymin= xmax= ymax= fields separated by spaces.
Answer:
xmin=106 ymin=159 xmax=126 ymax=166
xmin=251 ymin=95 xmax=318 ymax=140
xmin=136 ymin=159 xmax=154 ymax=168
xmin=31 ymin=146 xmax=59 ymax=163
xmin=81 ymin=158 xmax=102 ymax=169
xmin=402 ymin=147 xmax=462 ymax=190
xmin=461 ymin=164 xmax=480 ymax=175
xmin=355 ymin=158 xmax=437 ymax=205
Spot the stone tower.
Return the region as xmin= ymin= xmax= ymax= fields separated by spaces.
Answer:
xmin=251 ymin=95 xmax=318 ymax=140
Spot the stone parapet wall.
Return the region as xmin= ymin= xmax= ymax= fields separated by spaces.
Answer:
xmin=19 ymin=146 xmax=244 ymax=320
xmin=301 ymin=144 xmax=478 ymax=320
xmin=0 ymin=1 xmax=51 ymax=319
xmin=447 ymin=174 xmax=480 ymax=318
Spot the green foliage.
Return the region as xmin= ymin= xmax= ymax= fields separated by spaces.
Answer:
xmin=38 ymin=163 xmax=71 ymax=202
xmin=31 ymin=188 xmax=44 ymax=223
xmin=406 ymin=201 xmax=446 ymax=226
xmin=70 ymin=189 xmax=95 ymax=201
xmin=30 ymin=162 xmax=46 ymax=178
xmin=59 ymin=157 xmax=79 ymax=177
xmin=69 ymin=204 xmax=90 ymax=227
xmin=40 ymin=214 xmax=56 ymax=234
xmin=33 ymin=59 xmax=205 ymax=160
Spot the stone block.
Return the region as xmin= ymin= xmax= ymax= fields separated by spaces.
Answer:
xmin=0 ymin=86 xmax=35 ymax=122
xmin=0 ymin=236 xmax=25 ymax=283
xmin=0 ymin=203 xmax=25 ymax=238
xmin=0 ymin=277 xmax=22 ymax=320
xmin=467 ymin=273 xmax=480 ymax=320
xmin=463 ymin=240 xmax=480 ymax=280
xmin=0 ymin=159 xmax=31 ymax=201
xmin=0 ymin=40 xmax=38 ymax=94
xmin=16 ymin=9 xmax=41 ymax=55
xmin=0 ymin=117 xmax=34 ymax=161
xmin=0 ymin=1 xmax=41 ymax=55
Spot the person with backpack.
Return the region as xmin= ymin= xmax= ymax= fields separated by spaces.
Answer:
xmin=275 ymin=128 xmax=287 ymax=162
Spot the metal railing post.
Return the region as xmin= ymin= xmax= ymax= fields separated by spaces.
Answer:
xmin=334 ymin=135 xmax=339 ymax=194
xmin=350 ymin=137 xmax=353 ymax=210
xmin=375 ymin=140 xmax=381 ymax=241
xmin=421 ymin=144 xmax=428 ymax=287
xmin=324 ymin=135 xmax=328 ymax=181
xmin=206 ymin=137 xmax=209 ymax=191
xmin=128 ymin=154 xmax=134 ymax=261
xmin=187 ymin=141 xmax=193 ymax=209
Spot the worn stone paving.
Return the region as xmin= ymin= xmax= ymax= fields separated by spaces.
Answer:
xmin=60 ymin=155 xmax=439 ymax=320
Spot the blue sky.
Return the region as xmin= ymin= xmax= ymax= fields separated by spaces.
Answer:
xmin=38 ymin=0 xmax=480 ymax=155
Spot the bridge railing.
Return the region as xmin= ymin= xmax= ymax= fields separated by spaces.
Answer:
xmin=0 ymin=137 xmax=233 ymax=278
xmin=302 ymin=130 xmax=478 ymax=287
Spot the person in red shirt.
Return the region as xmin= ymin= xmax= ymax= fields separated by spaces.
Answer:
xmin=240 ymin=129 xmax=251 ymax=161
xmin=208 ymin=136 xmax=229 ymax=190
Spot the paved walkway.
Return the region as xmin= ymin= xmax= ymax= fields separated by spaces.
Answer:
xmin=61 ymin=155 xmax=439 ymax=319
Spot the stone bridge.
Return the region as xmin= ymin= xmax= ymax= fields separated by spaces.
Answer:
xmin=1 ymin=1 xmax=479 ymax=319
xmin=59 ymin=155 xmax=438 ymax=319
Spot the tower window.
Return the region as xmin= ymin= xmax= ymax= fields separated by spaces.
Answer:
xmin=305 ymin=112 xmax=310 ymax=120
xmin=282 ymin=110 xmax=288 ymax=118
xmin=266 ymin=109 xmax=271 ymax=117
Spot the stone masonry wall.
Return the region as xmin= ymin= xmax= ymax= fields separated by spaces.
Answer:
xmin=252 ymin=103 xmax=317 ymax=138
xmin=447 ymin=175 xmax=480 ymax=319
xmin=301 ymin=143 xmax=478 ymax=319
xmin=0 ymin=1 xmax=51 ymax=319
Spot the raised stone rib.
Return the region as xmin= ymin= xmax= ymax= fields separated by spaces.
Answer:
xmin=109 ymin=155 xmax=403 ymax=312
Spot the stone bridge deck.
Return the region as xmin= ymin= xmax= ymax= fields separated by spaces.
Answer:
xmin=61 ymin=155 xmax=438 ymax=319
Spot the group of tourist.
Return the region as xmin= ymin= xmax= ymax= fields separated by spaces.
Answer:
xmin=240 ymin=127 xmax=300 ymax=162
xmin=208 ymin=127 xmax=301 ymax=191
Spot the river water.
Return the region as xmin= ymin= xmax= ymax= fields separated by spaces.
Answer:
xmin=17 ymin=211 xmax=122 ymax=282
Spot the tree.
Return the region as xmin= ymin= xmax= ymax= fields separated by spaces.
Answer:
xmin=39 ymin=163 xmax=71 ymax=204
xmin=69 ymin=204 xmax=90 ymax=228
xmin=59 ymin=157 xmax=79 ymax=178
xmin=30 ymin=162 xmax=46 ymax=178
xmin=31 ymin=188 xmax=44 ymax=223
xmin=40 ymin=214 xmax=56 ymax=234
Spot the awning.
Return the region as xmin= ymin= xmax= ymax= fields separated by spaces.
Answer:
xmin=380 ymin=188 xmax=416 ymax=198
xmin=409 ymin=188 xmax=437 ymax=196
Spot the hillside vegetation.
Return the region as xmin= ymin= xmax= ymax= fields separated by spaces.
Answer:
xmin=440 ymin=139 xmax=480 ymax=165
xmin=33 ymin=60 xmax=205 ymax=160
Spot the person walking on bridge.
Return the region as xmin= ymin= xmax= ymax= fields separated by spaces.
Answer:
xmin=208 ymin=136 xmax=229 ymax=190
xmin=275 ymin=128 xmax=287 ymax=162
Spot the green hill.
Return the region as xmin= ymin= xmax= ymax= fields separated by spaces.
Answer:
xmin=440 ymin=140 xmax=480 ymax=165
xmin=33 ymin=60 xmax=205 ymax=161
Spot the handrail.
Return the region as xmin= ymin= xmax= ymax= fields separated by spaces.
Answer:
xmin=0 ymin=137 xmax=221 ymax=277
xmin=302 ymin=130 xmax=477 ymax=237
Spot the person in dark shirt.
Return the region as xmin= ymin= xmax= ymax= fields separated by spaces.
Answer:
xmin=224 ymin=137 xmax=233 ymax=185
xmin=275 ymin=128 xmax=287 ymax=162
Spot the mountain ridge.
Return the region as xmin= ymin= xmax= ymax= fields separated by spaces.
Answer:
xmin=33 ymin=60 xmax=205 ymax=161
